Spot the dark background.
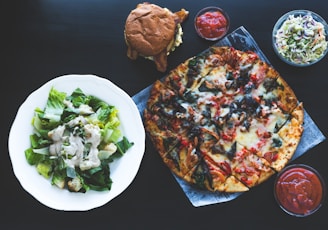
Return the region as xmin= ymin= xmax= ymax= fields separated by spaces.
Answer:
xmin=3 ymin=0 xmax=328 ymax=229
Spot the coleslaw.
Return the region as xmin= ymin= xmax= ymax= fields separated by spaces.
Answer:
xmin=274 ymin=12 xmax=328 ymax=64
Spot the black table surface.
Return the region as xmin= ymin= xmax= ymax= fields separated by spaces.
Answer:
xmin=3 ymin=0 xmax=328 ymax=229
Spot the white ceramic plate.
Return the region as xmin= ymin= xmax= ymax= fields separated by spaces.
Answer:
xmin=8 ymin=74 xmax=145 ymax=211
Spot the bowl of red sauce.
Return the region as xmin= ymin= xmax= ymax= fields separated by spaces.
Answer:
xmin=194 ymin=6 xmax=230 ymax=41
xmin=274 ymin=164 xmax=326 ymax=217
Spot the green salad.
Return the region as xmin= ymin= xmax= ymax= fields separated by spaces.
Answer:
xmin=25 ymin=87 xmax=134 ymax=193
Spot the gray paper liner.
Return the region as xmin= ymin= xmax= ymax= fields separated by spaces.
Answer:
xmin=132 ymin=26 xmax=326 ymax=207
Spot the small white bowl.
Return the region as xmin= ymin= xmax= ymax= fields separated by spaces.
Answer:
xmin=272 ymin=10 xmax=328 ymax=67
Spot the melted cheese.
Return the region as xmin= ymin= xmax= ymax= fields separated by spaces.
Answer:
xmin=235 ymin=120 xmax=263 ymax=149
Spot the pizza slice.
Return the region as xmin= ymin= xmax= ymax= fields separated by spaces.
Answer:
xmin=230 ymin=143 xmax=276 ymax=188
xmin=274 ymin=102 xmax=304 ymax=170
xmin=274 ymin=76 xmax=299 ymax=113
xmin=203 ymin=133 xmax=275 ymax=189
xmin=195 ymin=47 xmax=262 ymax=97
xmin=225 ymin=57 xmax=295 ymax=116
xmin=279 ymin=103 xmax=304 ymax=138
xmin=145 ymin=107 xmax=203 ymax=179
xmin=164 ymin=58 xmax=200 ymax=94
xmin=255 ymin=111 xmax=300 ymax=169
xmin=255 ymin=133 xmax=294 ymax=172
xmin=210 ymin=46 xmax=260 ymax=69
xmin=233 ymin=103 xmax=303 ymax=172
xmin=161 ymin=134 xmax=202 ymax=179
xmin=144 ymin=79 xmax=190 ymax=152
xmin=254 ymin=75 xmax=298 ymax=114
xmin=183 ymin=155 xmax=249 ymax=192
xmin=144 ymin=79 xmax=199 ymax=131
xmin=144 ymin=111 xmax=182 ymax=157
xmin=164 ymin=53 xmax=216 ymax=94
xmin=232 ymin=117 xmax=292 ymax=172
xmin=144 ymin=80 xmax=180 ymax=117
xmin=196 ymin=65 xmax=238 ymax=97
xmin=188 ymin=123 xmax=249 ymax=192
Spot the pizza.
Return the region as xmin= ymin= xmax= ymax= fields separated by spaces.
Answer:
xmin=143 ymin=46 xmax=304 ymax=192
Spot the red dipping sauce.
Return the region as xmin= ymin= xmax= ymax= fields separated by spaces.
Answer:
xmin=274 ymin=164 xmax=325 ymax=217
xmin=194 ymin=7 xmax=230 ymax=41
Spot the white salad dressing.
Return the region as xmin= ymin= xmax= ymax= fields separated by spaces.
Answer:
xmin=63 ymin=99 xmax=94 ymax=114
xmin=48 ymin=115 xmax=102 ymax=170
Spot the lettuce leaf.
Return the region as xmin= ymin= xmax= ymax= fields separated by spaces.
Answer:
xmin=43 ymin=87 xmax=66 ymax=122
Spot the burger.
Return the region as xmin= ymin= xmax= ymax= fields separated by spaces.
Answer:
xmin=124 ymin=2 xmax=189 ymax=72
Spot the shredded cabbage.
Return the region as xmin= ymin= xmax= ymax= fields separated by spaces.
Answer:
xmin=274 ymin=13 xmax=328 ymax=64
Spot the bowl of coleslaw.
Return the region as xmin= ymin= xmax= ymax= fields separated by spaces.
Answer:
xmin=272 ymin=10 xmax=328 ymax=67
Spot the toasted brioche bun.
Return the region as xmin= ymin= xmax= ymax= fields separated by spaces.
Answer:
xmin=124 ymin=2 xmax=188 ymax=72
xmin=125 ymin=3 xmax=176 ymax=56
